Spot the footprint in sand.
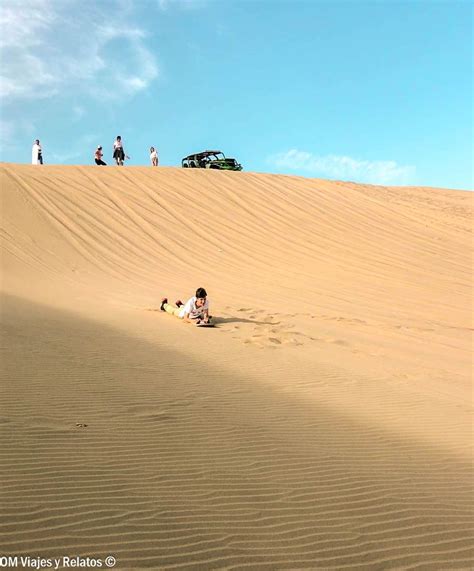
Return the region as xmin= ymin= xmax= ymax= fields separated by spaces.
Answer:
xmin=225 ymin=307 xmax=314 ymax=349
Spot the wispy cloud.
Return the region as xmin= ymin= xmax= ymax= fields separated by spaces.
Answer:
xmin=0 ymin=117 xmax=36 ymax=153
xmin=72 ymin=106 xmax=86 ymax=121
xmin=0 ymin=0 xmax=158 ymax=103
xmin=0 ymin=119 xmax=16 ymax=152
xmin=48 ymin=133 xmax=97 ymax=164
xmin=157 ymin=0 xmax=206 ymax=11
xmin=268 ymin=149 xmax=416 ymax=185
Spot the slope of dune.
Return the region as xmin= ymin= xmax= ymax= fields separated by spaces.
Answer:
xmin=1 ymin=163 xmax=472 ymax=570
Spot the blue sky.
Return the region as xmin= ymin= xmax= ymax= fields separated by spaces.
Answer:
xmin=0 ymin=0 xmax=472 ymax=189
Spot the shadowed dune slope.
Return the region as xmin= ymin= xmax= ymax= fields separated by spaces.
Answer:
xmin=1 ymin=163 xmax=472 ymax=570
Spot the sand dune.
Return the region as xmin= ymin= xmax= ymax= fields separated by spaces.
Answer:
xmin=1 ymin=163 xmax=472 ymax=569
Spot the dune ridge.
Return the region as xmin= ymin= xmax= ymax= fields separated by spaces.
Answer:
xmin=1 ymin=163 xmax=472 ymax=570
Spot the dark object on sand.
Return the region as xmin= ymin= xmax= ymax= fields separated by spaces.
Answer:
xmin=182 ymin=150 xmax=242 ymax=171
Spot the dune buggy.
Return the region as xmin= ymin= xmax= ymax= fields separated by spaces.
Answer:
xmin=182 ymin=150 xmax=242 ymax=171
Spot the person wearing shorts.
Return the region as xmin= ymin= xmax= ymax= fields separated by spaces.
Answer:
xmin=150 ymin=147 xmax=158 ymax=166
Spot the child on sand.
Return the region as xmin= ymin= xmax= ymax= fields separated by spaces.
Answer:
xmin=150 ymin=147 xmax=158 ymax=166
xmin=94 ymin=146 xmax=107 ymax=165
xmin=161 ymin=287 xmax=211 ymax=324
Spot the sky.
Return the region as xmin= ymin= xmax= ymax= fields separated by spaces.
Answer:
xmin=0 ymin=0 xmax=472 ymax=189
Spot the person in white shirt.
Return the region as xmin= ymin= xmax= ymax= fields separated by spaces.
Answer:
xmin=150 ymin=147 xmax=158 ymax=166
xmin=32 ymin=139 xmax=43 ymax=165
xmin=113 ymin=136 xmax=125 ymax=165
xmin=161 ymin=287 xmax=211 ymax=324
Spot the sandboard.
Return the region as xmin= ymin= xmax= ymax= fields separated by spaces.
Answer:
xmin=196 ymin=322 xmax=215 ymax=328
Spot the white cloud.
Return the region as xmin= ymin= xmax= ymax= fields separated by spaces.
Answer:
xmin=268 ymin=149 xmax=416 ymax=185
xmin=0 ymin=0 xmax=158 ymax=103
xmin=157 ymin=0 xmax=206 ymax=11
xmin=0 ymin=1 xmax=54 ymax=49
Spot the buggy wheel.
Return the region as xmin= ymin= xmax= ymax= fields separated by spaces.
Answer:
xmin=190 ymin=161 xmax=197 ymax=168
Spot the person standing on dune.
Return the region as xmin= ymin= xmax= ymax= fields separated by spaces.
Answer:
xmin=113 ymin=136 xmax=126 ymax=166
xmin=150 ymin=146 xmax=158 ymax=166
xmin=160 ymin=287 xmax=211 ymax=325
xmin=32 ymin=139 xmax=43 ymax=165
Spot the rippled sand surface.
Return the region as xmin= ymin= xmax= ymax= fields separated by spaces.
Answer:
xmin=1 ymin=164 xmax=472 ymax=570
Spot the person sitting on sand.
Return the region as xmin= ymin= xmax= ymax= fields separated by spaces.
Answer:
xmin=161 ymin=287 xmax=211 ymax=324
xmin=94 ymin=146 xmax=107 ymax=165
xmin=113 ymin=136 xmax=126 ymax=166
xmin=150 ymin=146 xmax=158 ymax=166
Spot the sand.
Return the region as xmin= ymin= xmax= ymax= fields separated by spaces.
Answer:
xmin=0 ymin=163 xmax=472 ymax=570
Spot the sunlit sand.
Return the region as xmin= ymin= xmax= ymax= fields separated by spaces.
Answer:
xmin=1 ymin=163 xmax=472 ymax=569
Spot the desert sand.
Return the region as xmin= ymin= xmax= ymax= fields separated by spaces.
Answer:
xmin=0 ymin=163 xmax=472 ymax=570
